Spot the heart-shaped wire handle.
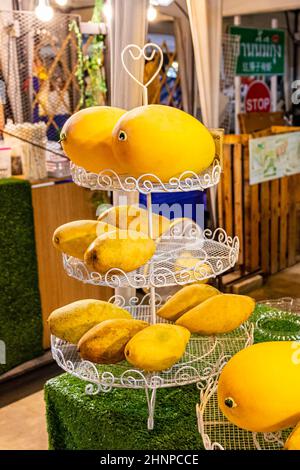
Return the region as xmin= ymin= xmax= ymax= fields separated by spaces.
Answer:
xmin=121 ymin=43 xmax=163 ymax=105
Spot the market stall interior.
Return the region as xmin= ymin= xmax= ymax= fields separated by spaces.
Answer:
xmin=0 ymin=0 xmax=300 ymax=452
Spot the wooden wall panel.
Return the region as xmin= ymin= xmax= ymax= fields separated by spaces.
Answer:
xmin=31 ymin=182 xmax=112 ymax=349
xmin=217 ymin=171 xmax=224 ymax=230
xmin=243 ymin=144 xmax=251 ymax=271
xmin=223 ymin=145 xmax=233 ymax=236
xmin=233 ymin=144 xmax=243 ymax=265
xmin=250 ymin=183 xmax=260 ymax=271
xmin=219 ymin=135 xmax=299 ymax=278
xmin=260 ymin=182 xmax=270 ymax=273
xmin=288 ymin=175 xmax=297 ymax=267
xmin=270 ymin=179 xmax=279 ymax=274
xmin=279 ymin=177 xmax=288 ymax=270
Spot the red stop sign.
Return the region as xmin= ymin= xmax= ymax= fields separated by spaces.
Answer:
xmin=245 ymin=81 xmax=271 ymax=113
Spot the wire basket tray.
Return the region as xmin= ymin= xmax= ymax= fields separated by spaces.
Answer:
xmin=51 ymin=302 xmax=253 ymax=394
xmin=62 ymin=228 xmax=239 ymax=289
xmin=51 ymin=293 xmax=252 ymax=430
xmin=197 ymin=372 xmax=291 ymax=450
xmin=70 ymin=159 xmax=221 ymax=194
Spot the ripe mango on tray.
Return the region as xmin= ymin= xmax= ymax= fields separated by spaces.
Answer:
xmin=53 ymin=219 xmax=157 ymax=274
xmin=125 ymin=323 xmax=190 ymax=372
xmin=157 ymin=285 xmax=255 ymax=335
xmin=174 ymin=255 xmax=212 ymax=283
xmin=112 ymin=105 xmax=216 ymax=181
xmin=60 ymin=105 xmax=217 ymax=182
xmin=48 ymin=299 xmax=131 ymax=344
xmin=78 ymin=318 xmax=149 ymax=364
xmin=176 ymin=293 xmax=255 ymax=335
xmin=98 ymin=204 xmax=170 ymax=240
xmin=285 ymin=422 xmax=300 ymax=450
xmin=52 ymin=220 xmax=116 ymax=260
xmin=60 ymin=106 xmax=126 ymax=174
xmin=84 ymin=229 xmax=156 ymax=274
xmin=157 ymin=284 xmax=220 ymax=322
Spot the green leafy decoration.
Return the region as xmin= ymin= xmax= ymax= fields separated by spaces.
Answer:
xmin=69 ymin=20 xmax=85 ymax=107
xmin=69 ymin=2 xmax=107 ymax=109
xmin=84 ymin=34 xmax=107 ymax=108
xmin=92 ymin=0 xmax=104 ymax=23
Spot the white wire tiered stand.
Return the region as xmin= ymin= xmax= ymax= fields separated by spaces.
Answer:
xmin=51 ymin=43 xmax=250 ymax=432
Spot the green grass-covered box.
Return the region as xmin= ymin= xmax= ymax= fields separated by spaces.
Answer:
xmin=44 ymin=374 xmax=203 ymax=450
xmin=0 ymin=178 xmax=43 ymax=375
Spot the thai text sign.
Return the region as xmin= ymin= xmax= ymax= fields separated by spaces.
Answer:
xmin=249 ymin=132 xmax=300 ymax=185
xmin=230 ymin=26 xmax=285 ymax=76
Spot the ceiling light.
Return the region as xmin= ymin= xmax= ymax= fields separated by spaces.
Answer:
xmin=147 ymin=4 xmax=157 ymax=22
xmin=151 ymin=0 xmax=174 ymax=6
xmin=55 ymin=0 xmax=68 ymax=6
xmin=35 ymin=0 xmax=54 ymax=22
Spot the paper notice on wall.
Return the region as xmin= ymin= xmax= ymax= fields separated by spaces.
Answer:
xmin=249 ymin=132 xmax=300 ymax=185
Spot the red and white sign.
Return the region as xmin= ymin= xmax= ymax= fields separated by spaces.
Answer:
xmin=245 ymin=81 xmax=271 ymax=113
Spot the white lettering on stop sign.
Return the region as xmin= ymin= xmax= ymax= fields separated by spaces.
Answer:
xmin=245 ymin=81 xmax=271 ymax=113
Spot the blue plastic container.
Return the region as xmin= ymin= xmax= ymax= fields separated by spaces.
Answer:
xmin=139 ymin=190 xmax=206 ymax=229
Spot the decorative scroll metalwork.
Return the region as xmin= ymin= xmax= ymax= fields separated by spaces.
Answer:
xmin=51 ymin=333 xmax=219 ymax=391
xmin=62 ymin=227 xmax=239 ymax=289
xmin=70 ymin=159 xmax=222 ymax=194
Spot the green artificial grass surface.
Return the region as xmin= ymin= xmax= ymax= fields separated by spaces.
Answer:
xmin=45 ymin=373 xmax=203 ymax=450
xmin=0 ymin=178 xmax=43 ymax=374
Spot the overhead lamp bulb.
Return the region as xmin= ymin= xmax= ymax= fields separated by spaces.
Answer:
xmin=147 ymin=4 xmax=157 ymax=22
xmin=55 ymin=0 xmax=68 ymax=6
xmin=35 ymin=0 xmax=54 ymax=22
xmin=150 ymin=0 xmax=174 ymax=6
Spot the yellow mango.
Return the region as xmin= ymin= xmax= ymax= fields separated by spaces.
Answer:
xmin=112 ymin=105 xmax=215 ymax=182
xmin=48 ymin=299 xmax=131 ymax=344
xmin=52 ymin=220 xmax=116 ymax=260
xmin=175 ymin=294 xmax=255 ymax=334
xmin=60 ymin=106 xmax=126 ymax=173
xmin=284 ymin=422 xmax=300 ymax=450
xmin=78 ymin=318 xmax=149 ymax=364
xmin=218 ymin=341 xmax=300 ymax=433
xmin=84 ymin=229 xmax=156 ymax=273
xmin=124 ymin=324 xmax=190 ymax=372
xmin=98 ymin=204 xmax=170 ymax=239
xmin=175 ymin=252 xmax=212 ymax=283
xmin=157 ymin=284 xmax=220 ymax=322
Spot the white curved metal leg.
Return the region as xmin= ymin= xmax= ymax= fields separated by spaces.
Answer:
xmin=145 ymin=387 xmax=157 ymax=430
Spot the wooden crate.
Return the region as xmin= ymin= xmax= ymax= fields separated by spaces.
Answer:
xmin=218 ymin=133 xmax=300 ymax=276
xmin=238 ymin=112 xmax=285 ymax=134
